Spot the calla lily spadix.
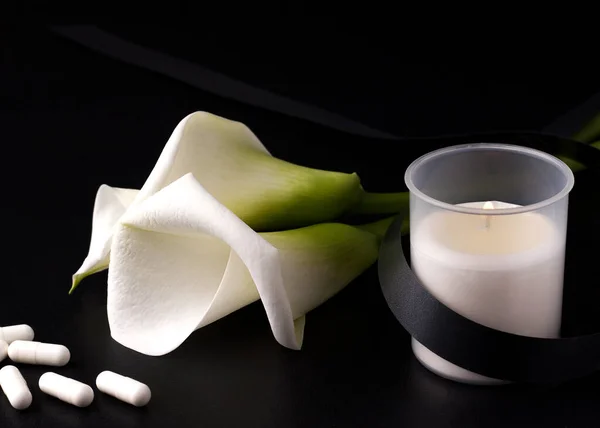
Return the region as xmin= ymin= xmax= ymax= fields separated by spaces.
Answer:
xmin=72 ymin=111 xmax=407 ymax=292
xmin=107 ymin=173 xmax=394 ymax=355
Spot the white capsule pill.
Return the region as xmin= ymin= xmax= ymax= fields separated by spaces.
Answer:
xmin=39 ymin=372 xmax=94 ymax=407
xmin=96 ymin=371 xmax=151 ymax=406
xmin=0 ymin=340 xmax=7 ymax=362
xmin=0 ymin=324 xmax=34 ymax=344
xmin=0 ymin=365 xmax=32 ymax=410
xmin=8 ymin=341 xmax=70 ymax=366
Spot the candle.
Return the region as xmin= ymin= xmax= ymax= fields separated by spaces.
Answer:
xmin=403 ymin=143 xmax=574 ymax=384
xmin=410 ymin=200 xmax=565 ymax=384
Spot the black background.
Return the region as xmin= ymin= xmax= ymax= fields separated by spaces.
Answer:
xmin=1 ymin=24 xmax=599 ymax=427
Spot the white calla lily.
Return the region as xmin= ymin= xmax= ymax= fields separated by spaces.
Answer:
xmin=107 ymin=173 xmax=392 ymax=355
xmin=72 ymin=112 xmax=407 ymax=292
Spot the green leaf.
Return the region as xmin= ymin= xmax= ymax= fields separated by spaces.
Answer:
xmin=557 ymin=155 xmax=588 ymax=173
xmin=572 ymin=112 xmax=600 ymax=143
xmin=556 ymin=137 xmax=600 ymax=174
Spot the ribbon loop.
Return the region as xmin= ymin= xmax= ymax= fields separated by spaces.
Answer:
xmin=378 ymin=215 xmax=600 ymax=384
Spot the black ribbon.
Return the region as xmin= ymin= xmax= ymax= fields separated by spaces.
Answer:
xmin=378 ymin=141 xmax=600 ymax=384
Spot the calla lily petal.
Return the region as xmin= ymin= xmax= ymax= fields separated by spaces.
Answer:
xmin=130 ymin=111 xmax=362 ymax=231
xmin=71 ymin=185 xmax=138 ymax=292
xmin=107 ymin=173 xmax=385 ymax=355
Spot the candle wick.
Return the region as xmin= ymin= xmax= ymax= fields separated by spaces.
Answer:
xmin=483 ymin=201 xmax=494 ymax=230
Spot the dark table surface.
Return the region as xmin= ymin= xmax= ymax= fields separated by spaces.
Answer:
xmin=1 ymin=25 xmax=599 ymax=427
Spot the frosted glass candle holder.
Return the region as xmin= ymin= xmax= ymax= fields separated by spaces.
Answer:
xmin=404 ymin=143 xmax=575 ymax=385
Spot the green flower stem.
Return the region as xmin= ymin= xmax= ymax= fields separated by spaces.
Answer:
xmin=357 ymin=216 xmax=397 ymax=240
xmin=352 ymin=191 xmax=409 ymax=215
xmin=592 ymin=141 xmax=600 ymax=150
xmin=363 ymin=215 xmax=409 ymax=237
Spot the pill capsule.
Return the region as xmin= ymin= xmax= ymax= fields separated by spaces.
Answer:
xmin=0 ymin=365 xmax=32 ymax=410
xmin=96 ymin=371 xmax=151 ymax=406
xmin=39 ymin=372 xmax=94 ymax=407
xmin=8 ymin=341 xmax=70 ymax=366
xmin=0 ymin=340 xmax=7 ymax=362
xmin=0 ymin=325 xmax=34 ymax=344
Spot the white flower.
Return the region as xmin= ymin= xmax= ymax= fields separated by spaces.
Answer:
xmin=72 ymin=112 xmax=375 ymax=291
xmin=106 ymin=173 xmax=391 ymax=355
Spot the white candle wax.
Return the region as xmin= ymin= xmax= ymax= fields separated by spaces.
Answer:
xmin=410 ymin=201 xmax=565 ymax=384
